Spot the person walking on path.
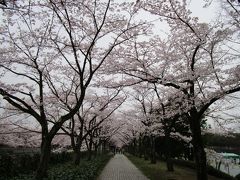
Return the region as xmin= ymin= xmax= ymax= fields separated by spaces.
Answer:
xmin=98 ymin=154 xmax=149 ymax=180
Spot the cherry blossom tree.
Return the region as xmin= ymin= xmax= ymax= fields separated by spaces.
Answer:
xmin=129 ymin=84 xmax=159 ymax=163
xmin=113 ymin=106 xmax=145 ymax=153
xmin=128 ymin=83 xmax=191 ymax=169
xmin=0 ymin=0 xmax=17 ymax=9
xmin=0 ymin=121 xmax=40 ymax=148
xmin=0 ymin=0 xmax=7 ymax=6
xmin=0 ymin=105 xmax=41 ymax=147
xmin=98 ymin=116 xmax=126 ymax=153
xmin=59 ymin=88 xmax=126 ymax=164
xmin=103 ymin=1 xmax=240 ymax=179
xmin=0 ymin=0 xmax=146 ymax=179
xmin=220 ymin=0 xmax=240 ymax=30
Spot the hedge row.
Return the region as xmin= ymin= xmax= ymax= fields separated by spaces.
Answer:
xmin=171 ymin=159 xmax=236 ymax=180
xmin=0 ymin=152 xmax=73 ymax=179
xmin=8 ymin=153 xmax=112 ymax=180
xmin=47 ymin=154 xmax=112 ymax=180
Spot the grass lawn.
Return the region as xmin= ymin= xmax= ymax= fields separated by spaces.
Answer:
xmin=126 ymin=154 xmax=225 ymax=180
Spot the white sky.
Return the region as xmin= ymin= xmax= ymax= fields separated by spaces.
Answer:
xmin=188 ymin=0 xmax=220 ymax=23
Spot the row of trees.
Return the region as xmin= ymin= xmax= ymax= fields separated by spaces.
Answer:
xmin=0 ymin=86 xmax=126 ymax=173
xmin=0 ymin=0 xmax=240 ymax=180
xmin=103 ymin=0 xmax=240 ymax=179
xmin=0 ymin=0 xmax=146 ymax=179
xmin=119 ymin=84 xmax=192 ymax=170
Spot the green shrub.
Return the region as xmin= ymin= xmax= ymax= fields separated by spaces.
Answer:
xmin=8 ymin=153 xmax=112 ymax=180
xmin=0 ymin=151 xmax=75 ymax=179
xmin=235 ymin=173 xmax=240 ymax=180
xmin=50 ymin=152 xmax=73 ymax=165
xmin=48 ymin=154 xmax=112 ymax=180
xmin=0 ymin=154 xmax=15 ymax=179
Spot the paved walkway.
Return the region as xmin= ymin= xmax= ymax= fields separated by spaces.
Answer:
xmin=97 ymin=154 xmax=149 ymax=180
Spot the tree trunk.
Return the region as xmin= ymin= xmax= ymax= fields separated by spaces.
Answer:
xmin=194 ymin=144 xmax=207 ymax=180
xmin=150 ymin=136 xmax=156 ymax=164
xmin=35 ymin=138 xmax=51 ymax=180
xmin=73 ymin=137 xmax=83 ymax=165
xmin=165 ymin=133 xmax=174 ymax=171
xmin=133 ymin=138 xmax=136 ymax=156
xmin=88 ymin=148 xmax=92 ymax=160
xmin=73 ymin=147 xmax=81 ymax=165
xmin=217 ymin=161 xmax=222 ymax=170
xmin=143 ymin=136 xmax=149 ymax=160
xmin=93 ymin=143 xmax=98 ymax=157
xmin=166 ymin=158 xmax=174 ymax=171
xmin=144 ymin=150 xmax=149 ymax=160
xmin=190 ymin=114 xmax=208 ymax=180
xmin=88 ymin=137 xmax=93 ymax=160
xmin=138 ymin=137 xmax=142 ymax=158
xmin=102 ymin=140 xmax=106 ymax=153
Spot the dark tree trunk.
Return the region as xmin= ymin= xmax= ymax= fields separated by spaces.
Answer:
xmin=133 ymin=138 xmax=136 ymax=156
xmin=165 ymin=133 xmax=174 ymax=171
xmin=88 ymin=137 xmax=93 ymax=161
xmin=88 ymin=149 xmax=92 ymax=160
xmin=144 ymin=150 xmax=149 ymax=160
xmin=194 ymin=143 xmax=207 ymax=180
xmin=143 ymin=136 xmax=149 ymax=160
xmin=190 ymin=113 xmax=208 ymax=180
xmin=187 ymin=146 xmax=194 ymax=161
xmin=102 ymin=140 xmax=106 ymax=153
xmin=93 ymin=143 xmax=98 ymax=157
xmin=138 ymin=136 xmax=142 ymax=158
xmin=150 ymin=136 xmax=156 ymax=164
xmin=73 ymin=137 xmax=83 ymax=165
xmin=73 ymin=149 xmax=81 ymax=165
xmin=35 ymin=138 xmax=51 ymax=180
xmin=217 ymin=161 xmax=222 ymax=170
xmin=73 ymin=143 xmax=83 ymax=166
xmin=166 ymin=158 xmax=174 ymax=171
